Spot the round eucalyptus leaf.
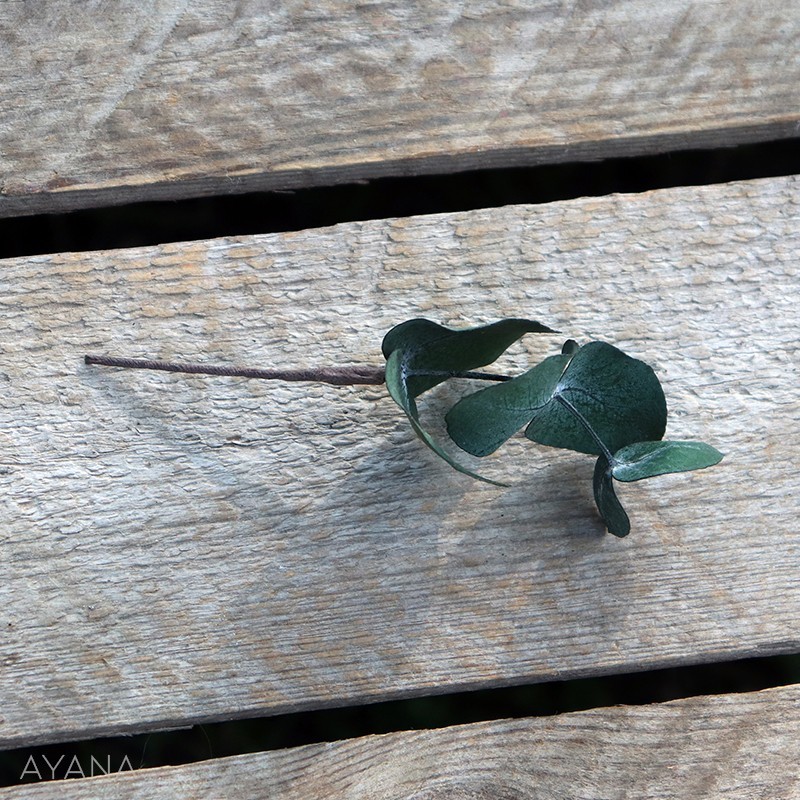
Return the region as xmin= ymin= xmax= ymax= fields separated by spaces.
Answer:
xmin=525 ymin=341 xmax=667 ymax=456
xmin=448 ymin=340 xmax=667 ymax=458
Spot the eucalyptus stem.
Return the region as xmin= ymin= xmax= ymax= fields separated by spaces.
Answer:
xmin=84 ymin=355 xmax=385 ymax=386
xmin=84 ymin=355 xmax=512 ymax=387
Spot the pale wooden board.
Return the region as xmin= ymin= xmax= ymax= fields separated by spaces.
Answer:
xmin=3 ymin=685 xmax=799 ymax=798
xmin=2 ymin=0 xmax=800 ymax=216
xmin=1 ymin=175 xmax=799 ymax=749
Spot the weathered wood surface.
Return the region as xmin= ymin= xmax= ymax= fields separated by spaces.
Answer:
xmin=1 ymin=175 xmax=799 ymax=748
xmin=3 ymin=685 xmax=799 ymax=798
xmin=2 ymin=0 xmax=799 ymax=217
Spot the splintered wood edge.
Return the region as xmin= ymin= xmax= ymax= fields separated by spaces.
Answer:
xmin=2 ymin=0 xmax=800 ymax=215
xmin=2 ymin=685 xmax=798 ymax=799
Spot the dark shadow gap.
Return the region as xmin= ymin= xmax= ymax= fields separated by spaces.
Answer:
xmin=2 ymin=653 xmax=799 ymax=786
xmin=2 ymin=137 xmax=799 ymax=260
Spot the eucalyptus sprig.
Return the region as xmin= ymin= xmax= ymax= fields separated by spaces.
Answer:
xmin=86 ymin=317 xmax=722 ymax=537
xmin=381 ymin=319 xmax=722 ymax=537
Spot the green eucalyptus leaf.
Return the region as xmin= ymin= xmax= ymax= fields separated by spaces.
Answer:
xmin=593 ymin=456 xmax=631 ymax=537
xmin=447 ymin=340 xmax=667 ymax=459
xmin=382 ymin=317 xmax=555 ymax=484
xmin=385 ymin=349 xmax=506 ymax=486
xmin=526 ymin=341 xmax=667 ymax=456
xmin=445 ymin=353 xmax=571 ymax=456
xmin=611 ymin=440 xmax=723 ymax=482
xmin=381 ymin=318 xmax=555 ymax=398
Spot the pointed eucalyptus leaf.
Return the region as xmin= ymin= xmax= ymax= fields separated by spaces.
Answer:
xmin=525 ymin=341 xmax=667 ymax=456
xmin=385 ymin=350 xmax=506 ymax=486
xmin=445 ymin=353 xmax=571 ymax=456
xmin=381 ymin=318 xmax=555 ymax=398
xmin=593 ymin=456 xmax=630 ymax=537
xmin=611 ymin=440 xmax=723 ymax=482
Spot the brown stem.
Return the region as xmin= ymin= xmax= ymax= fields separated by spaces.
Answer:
xmin=84 ymin=355 xmax=386 ymax=386
xmin=84 ymin=355 xmax=514 ymax=387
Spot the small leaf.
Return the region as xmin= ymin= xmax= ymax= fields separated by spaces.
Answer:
xmin=381 ymin=318 xmax=555 ymax=398
xmin=611 ymin=440 xmax=724 ymax=482
xmin=445 ymin=353 xmax=571 ymax=456
xmin=385 ymin=349 xmax=506 ymax=486
xmin=593 ymin=456 xmax=631 ymax=537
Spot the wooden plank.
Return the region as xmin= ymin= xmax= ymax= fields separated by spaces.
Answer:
xmin=2 ymin=685 xmax=799 ymax=798
xmin=1 ymin=175 xmax=799 ymax=748
xmin=2 ymin=0 xmax=799 ymax=217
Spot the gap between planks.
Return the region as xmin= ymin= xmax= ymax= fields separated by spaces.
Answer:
xmin=1 ymin=685 xmax=798 ymax=799
xmin=2 ymin=0 xmax=800 ymax=215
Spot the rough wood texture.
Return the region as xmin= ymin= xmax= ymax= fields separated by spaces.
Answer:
xmin=2 ymin=0 xmax=799 ymax=216
xmin=3 ymin=685 xmax=799 ymax=798
xmin=1 ymin=175 xmax=799 ymax=748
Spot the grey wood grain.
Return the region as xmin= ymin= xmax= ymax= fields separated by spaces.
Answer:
xmin=2 ymin=0 xmax=799 ymax=216
xmin=1 ymin=175 xmax=799 ymax=748
xmin=3 ymin=685 xmax=799 ymax=798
